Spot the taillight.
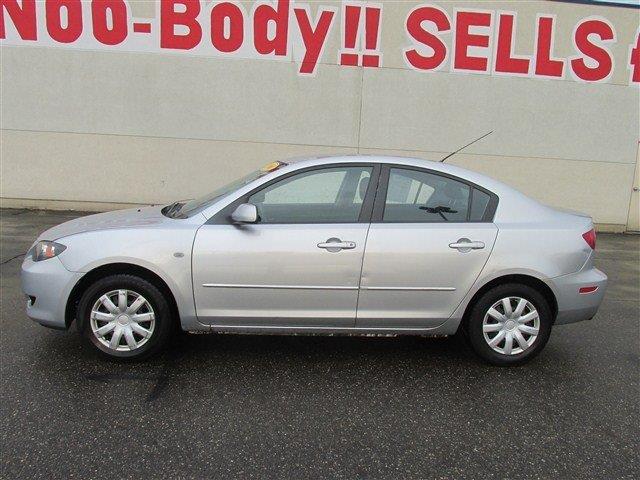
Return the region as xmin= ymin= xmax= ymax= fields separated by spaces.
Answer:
xmin=582 ymin=228 xmax=596 ymax=250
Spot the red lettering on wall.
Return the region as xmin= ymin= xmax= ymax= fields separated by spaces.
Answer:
xmin=253 ymin=0 xmax=288 ymax=56
xmin=1 ymin=1 xmax=635 ymax=83
xmin=361 ymin=6 xmax=381 ymax=68
xmin=160 ymin=0 xmax=201 ymax=50
xmin=453 ymin=10 xmax=492 ymax=72
xmin=92 ymin=0 xmax=128 ymax=45
xmin=534 ymin=16 xmax=564 ymax=78
xmin=629 ymin=31 xmax=640 ymax=84
xmin=0 ymin=0 xmax=36 ymax=40
xmin=494 ymin=13 xmax=530 ymax=75
xmin=46 ymin=0 xmax=83 ymax=43
xmin=210 ymin=2 xmax=243 ymax=53
xmin=294 ymin=7 xmax=334 ymax=75
xmin=404 ymin=6 xmax=450 ymax=71
xmin=339 ymin=4 xmax=360 ymax=66
xmin=571 ymin=18 xmax=615 ymax=82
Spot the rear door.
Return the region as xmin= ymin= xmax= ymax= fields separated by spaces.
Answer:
xmin=357 ymin=166 xmax=498 ymax=328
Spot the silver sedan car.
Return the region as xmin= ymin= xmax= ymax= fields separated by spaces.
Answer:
xmin=21 ymin=156 xmax=607 ymax=365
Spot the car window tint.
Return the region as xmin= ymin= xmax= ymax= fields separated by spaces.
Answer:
xmin=383 ymin=168 xmax=470 ymax=223
xmin=470 ymin=189 xmax=491 ymax=221
xmin=249 ymin=166 xmax=373 ymax=223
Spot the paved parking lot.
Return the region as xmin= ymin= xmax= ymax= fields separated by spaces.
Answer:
xmin=1 ymin=208 xmax=638 ymax=479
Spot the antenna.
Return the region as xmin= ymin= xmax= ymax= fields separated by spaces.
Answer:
xmin=439 ymin=131 xmax=493 ymax=163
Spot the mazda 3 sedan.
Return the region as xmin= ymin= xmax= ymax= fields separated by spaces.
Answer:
xmin=21 ymin=156 xmax=607 ymax=365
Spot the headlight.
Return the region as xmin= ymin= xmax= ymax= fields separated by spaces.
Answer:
xmin=29 ymin=241 xmax=67 ymax=262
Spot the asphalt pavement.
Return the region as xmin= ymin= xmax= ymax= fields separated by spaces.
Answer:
xmin=1 ymin=208 xmax=638 ymax=479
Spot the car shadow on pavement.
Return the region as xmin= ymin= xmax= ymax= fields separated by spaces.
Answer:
xmin=30 ymin=327 xmax=562 ymax=404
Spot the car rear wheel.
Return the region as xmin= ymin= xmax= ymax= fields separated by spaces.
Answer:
xmin=77 ymin=274 xmax=174 ymax=360
xmin=466 ymin=283 xmax=552 ymax=366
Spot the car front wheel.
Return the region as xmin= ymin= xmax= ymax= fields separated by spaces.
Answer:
xmin=466 ymin=283 xmax=553 ymax=366
xmin=77 ymin=274 xmax=174 ymax=360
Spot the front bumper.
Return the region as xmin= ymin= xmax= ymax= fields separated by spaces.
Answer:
xmin=21 ymin=255 xmax=84 ymax=330
xmin=549 ymin=267 xmax=608 ymax=325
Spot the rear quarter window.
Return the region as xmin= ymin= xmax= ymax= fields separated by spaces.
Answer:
xmin=470 ymin=189 xmax=491 ymax=221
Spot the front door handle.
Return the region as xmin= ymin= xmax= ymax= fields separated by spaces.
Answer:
xmin=449 ymin=238 xmax=485 ymax=252
xmin=317 ymin=238 xmax=356 ymax=252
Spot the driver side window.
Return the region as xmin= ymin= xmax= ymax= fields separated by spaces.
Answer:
xmin=248 ymin=166 xmax=373 ymax=224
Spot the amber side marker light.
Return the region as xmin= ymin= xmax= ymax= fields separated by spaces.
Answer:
xmin=261 ymin=161 xmax=287 ymax=173
xmin=579 ymin=286 xmax=599 ymax=294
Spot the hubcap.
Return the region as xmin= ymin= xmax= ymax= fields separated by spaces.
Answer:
xmin=482 ymin=297 xmax=540 ymax=356
xmin=90 ymin=289 xmax=155 ymax=352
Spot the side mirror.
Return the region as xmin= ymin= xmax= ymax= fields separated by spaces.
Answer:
xmin=231 ymin=203 xmax=258 ymax=224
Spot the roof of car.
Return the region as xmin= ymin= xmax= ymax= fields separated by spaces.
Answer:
xmin=284 ymin=154 xmax=504 ymax=191
xmin=200 ymin=154 xmax=557 ymax=225
xmin=279 ymin=155 xmax=552 ymax=224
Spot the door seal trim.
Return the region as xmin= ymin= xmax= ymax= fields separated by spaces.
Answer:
xmin=202 ymin=284 xmax=455 ymax=291
xmin=202 ymin=283 xmax=358 ymax=290
xmin=360 ymin=286 xmax=456 ymax=291
xmin=210 ymin=324 xmax=445 ymax=332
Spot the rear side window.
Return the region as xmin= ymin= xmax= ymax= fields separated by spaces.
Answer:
xmin=382 ymin=167 xmax=495 ymax=223
xmin=383 ymin=168 xmax=471 ymax=222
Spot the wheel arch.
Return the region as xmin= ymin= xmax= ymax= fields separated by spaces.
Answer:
xmin=459 ymin=274 xmax=559 ymax=331
xmin=65 ymin=263 xmax=180 ymax=329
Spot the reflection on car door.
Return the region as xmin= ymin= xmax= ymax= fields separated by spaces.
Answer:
xmin=357 ymin=166 xmax=499 ymax=328
xmin=192 ymin=164 xmax=378 ymax=328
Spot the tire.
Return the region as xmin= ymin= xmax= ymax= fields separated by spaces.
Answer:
xmin=465 ymin=283 xmax=552 ymax=366
xmin=77 ymin=274 xmax=174 ymax=360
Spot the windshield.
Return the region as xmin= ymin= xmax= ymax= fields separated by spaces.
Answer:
xmin=181 ymin=169 xmax=266 ymax=216
xmin=164 ymin=168 xmax=268 ymax=218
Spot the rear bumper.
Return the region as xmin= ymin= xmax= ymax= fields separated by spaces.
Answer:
xmin=548 ymin=267 xmax=607 ymax=325
xmin=21 ymin=255 xmax=84 ymax=330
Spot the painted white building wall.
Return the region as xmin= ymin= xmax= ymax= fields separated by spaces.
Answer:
xmin=1 ymin=0 xmax=639 ymax=230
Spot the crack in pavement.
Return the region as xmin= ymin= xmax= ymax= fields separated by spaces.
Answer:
xmin=1 ymin=254 xmax=24 ymax=265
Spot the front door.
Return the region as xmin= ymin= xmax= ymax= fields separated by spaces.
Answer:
xmin=357 ymin=166 xmax=499 ymax=328
xmin=193 ymin=164 xmax=377 ymax=327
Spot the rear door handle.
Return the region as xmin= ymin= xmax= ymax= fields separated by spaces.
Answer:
xmin=449 ymin=238 xmax=485 ymax=252
xmin=318 ymin=238 xmax=356 ymax=252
